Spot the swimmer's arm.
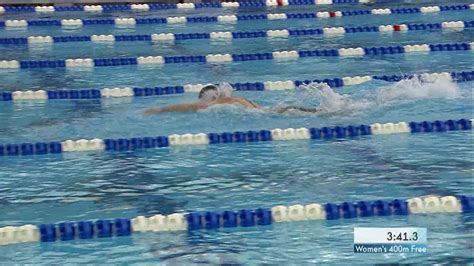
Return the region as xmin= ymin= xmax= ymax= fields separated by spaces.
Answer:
xmin=232 ymin=96 xmax=261 ymax=108
xmin=264 ymin=106 xmax=323 ymax=114
xmin=216 ymin=97 xmax=261 ymax=109
xmin=145 ymin=102 xmax=207 ymax=114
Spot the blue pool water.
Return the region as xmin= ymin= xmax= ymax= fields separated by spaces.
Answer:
xmin=0 ymin=0 xmax=473 ymax=264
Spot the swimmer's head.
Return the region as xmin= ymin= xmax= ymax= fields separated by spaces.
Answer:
xmin=198 ymin=83 xmax=233 ymax=102
xmin=198 ymin=84 xmax=219 ymax=100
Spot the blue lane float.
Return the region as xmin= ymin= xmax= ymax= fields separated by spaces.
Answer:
xmin=2 ymin=70 xmax=473 ymax=102
xmin=0 ymin=195 xmax=471 ymax=246
xmin=0 ymin=4 xmax=471 ymax=28
xmin=1 ymin=20 xmax=472 ymax=46
xmin=0 ymin=118 xmax=471 ymax=157
xmin=0 ymin=42 xmax=471 ymax=70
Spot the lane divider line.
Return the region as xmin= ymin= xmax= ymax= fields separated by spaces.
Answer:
xmin=0 ymin=118 xmax=471 ymax=156
xmin=0 ymin=4 xmax=471 ymax=29
xmin=0 ymin=0 xmax=368 ymax=15
xmin=0 ymin=195 xmax=472 ymax=246
xmin=1 ymin=20 xmax=471 ymax=46
xmin=0 ymin=42 xmax=472 ymax=70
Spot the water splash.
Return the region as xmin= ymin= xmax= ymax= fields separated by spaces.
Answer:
xmin=375 ymin=75 xmax=462 ymax=104
xmin=295 ymin=82 xmax=370 ymax=114
xmin=289 ymin=76 xmax=463 ymax=115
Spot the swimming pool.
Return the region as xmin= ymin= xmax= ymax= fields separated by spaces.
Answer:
xmin=0 ymin=0 xmax=473 ymax=264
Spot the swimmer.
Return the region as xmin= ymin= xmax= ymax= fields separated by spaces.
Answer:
xmin=144 ymin=83 xmax=322 ymax=115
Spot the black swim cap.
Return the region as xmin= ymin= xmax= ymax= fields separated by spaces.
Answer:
xmin=198 ymin=84 xmax=218 ymax=99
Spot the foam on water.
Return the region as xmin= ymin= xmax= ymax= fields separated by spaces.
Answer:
xmin=295 ymin=82 xmax=370 ymax=115
xmin=375 ymin=75 xmax=462 ymax=103
xmin=288 ymin=77 xmax=463 ymax=116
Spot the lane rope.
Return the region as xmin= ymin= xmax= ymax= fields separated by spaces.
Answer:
xmin=0 ymin=195 xmax=472 ymax=246
xmin=1 ymin=20 xmax=472 ymax=46
xmin=0 ymin=118 xmax=471 ymax=156
xmin=0 ymin=4 xmax=471 ymax=29
xmin=0 ymin=0 xmax=368 ymax=15
xmin=0 ymin=42 xmax=472 ymax=70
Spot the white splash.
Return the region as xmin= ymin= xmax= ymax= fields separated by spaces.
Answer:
xmin=375 ymin=75 xmax=462 ymax=104
xmin=290 ymin=76 xmax=462 ymax=115
xmin=295 ymin=82 xmax=370 ymax=114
